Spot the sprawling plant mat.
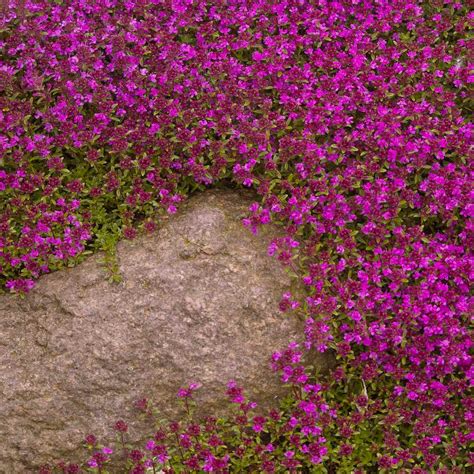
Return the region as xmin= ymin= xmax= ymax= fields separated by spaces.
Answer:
xmin=0 ymin=0 xmax=472 ymax=472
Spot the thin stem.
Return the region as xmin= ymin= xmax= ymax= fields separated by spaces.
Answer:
xmin=174 ymin=432 xmax=185 ymax=463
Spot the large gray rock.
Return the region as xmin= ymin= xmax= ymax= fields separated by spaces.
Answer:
xmin=0 ymin=189 xmax=332 ymax=472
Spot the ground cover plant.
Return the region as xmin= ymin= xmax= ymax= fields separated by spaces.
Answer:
xmin=0 ymin=0 xmax=472 ymax=472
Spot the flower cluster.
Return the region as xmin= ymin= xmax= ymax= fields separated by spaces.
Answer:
xmin=1 ymin=0 xmax=472 ymax=471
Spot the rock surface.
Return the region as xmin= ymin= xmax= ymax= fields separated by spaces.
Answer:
xmin=0 ymin=189 xmax=332 ymax=472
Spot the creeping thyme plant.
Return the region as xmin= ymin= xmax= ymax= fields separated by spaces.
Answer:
xmin=0 ymin=0 xmax=472 ymax=472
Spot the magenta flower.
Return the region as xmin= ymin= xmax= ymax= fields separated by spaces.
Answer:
xmin=114 ymin=420 xmax=128 ymax=433
xmin=177 ymin=381 xmax=202 ymax=398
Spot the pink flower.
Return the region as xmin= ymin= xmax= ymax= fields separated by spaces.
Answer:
xmin=145 ymin=440 xmax=156 ymax=450
xmin=177 ymin=382 xmax=202 ymax=398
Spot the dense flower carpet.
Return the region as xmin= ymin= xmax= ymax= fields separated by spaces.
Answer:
xmin=0 ymin=1 xmax=472 ymax=472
